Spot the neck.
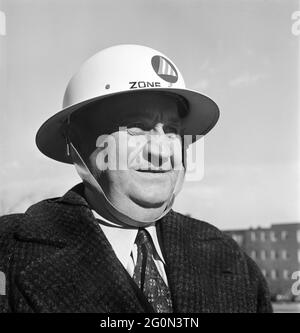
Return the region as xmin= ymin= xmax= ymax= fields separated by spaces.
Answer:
xmin=84 ymin=184 xmax=171 ymax=228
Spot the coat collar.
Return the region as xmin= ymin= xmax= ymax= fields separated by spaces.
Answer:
xmin=14 ymin=183 xmax=89 ymax=247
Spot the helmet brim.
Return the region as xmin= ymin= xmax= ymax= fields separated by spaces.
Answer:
xmin=36 ymin=88 xmax=220 ymax=164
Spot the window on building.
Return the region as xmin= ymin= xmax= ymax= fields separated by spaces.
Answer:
xmin=261 ymin=269 xmax=267 ymax=278
xmin=297 ymin=230 xmax=300 ymax=243
xmin=250 ymin=231 xmax=256 ymax=242
xmin=271 ymin=269 xmax=277 ymax=280
xmin=281 ymin=230 xmax=288 ymax=241
xmin=261 ymin=250 xmax=266 ymax=260
xmin=232 ymin=234 xmax=243 ymax=246
xmin=283 ymin=270 xmax=289 ymax=280
xmin=260 ymin=231 xmax=266 ymax=242
xmin=270 ymin=250 xmax=276 ymax=260
xmin=281 ymin=250 xmax=288 ymax=260
xmin=251 ymin=250 xmax=256 ymax=260
xmin=270 ymin=231 xmax=277 ymax=242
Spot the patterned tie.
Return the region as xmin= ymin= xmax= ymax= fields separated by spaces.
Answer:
xmin=133 ymin=228 xmax=173 ymax=313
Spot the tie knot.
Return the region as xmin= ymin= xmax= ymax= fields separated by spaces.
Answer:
xmin=135 ymin=229 xmax=153 ymax=253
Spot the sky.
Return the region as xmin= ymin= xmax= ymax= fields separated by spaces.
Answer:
xmin=0 ymin=0 xmax=299 ymax=230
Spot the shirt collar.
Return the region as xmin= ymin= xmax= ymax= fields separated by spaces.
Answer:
xmin=91 ymin=210 xmax=166 ymax=268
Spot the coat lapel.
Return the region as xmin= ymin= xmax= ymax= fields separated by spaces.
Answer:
xmin=157 ymin=212 xmax=252 ymax=313
xmin=14 ymin=184 xmax=152 ymax=313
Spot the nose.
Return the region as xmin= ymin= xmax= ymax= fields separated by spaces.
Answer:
xmin=143 ymin=123 xmax=172 ymax=168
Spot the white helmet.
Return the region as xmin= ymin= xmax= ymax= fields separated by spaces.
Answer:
xmin=36 ymin=44 xmax=219 ymax=163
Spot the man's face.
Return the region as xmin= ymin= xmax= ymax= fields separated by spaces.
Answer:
xmin=85 ymin=93 xmax=185 ymax=210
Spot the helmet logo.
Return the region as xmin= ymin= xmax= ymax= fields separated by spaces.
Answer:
xmin=151 ymin=55 xmax=178 ymax=83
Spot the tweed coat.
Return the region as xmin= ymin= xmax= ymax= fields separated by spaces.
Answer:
xmin=0 ymin=183 xmax=272 ymax=313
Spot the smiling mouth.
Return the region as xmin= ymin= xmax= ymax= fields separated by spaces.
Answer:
xmin=135 ymin=169 xmax=171 ymax=173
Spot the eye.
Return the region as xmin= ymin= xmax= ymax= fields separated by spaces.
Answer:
xmin=127 ymin=128 xmax=144 ymax=136
xmin=166 ymin=133 xmax=179 ymax=140
xmin=127 ymin=123 xmax=146 ymax=136
xmin=163 ymin=125 xmax=180 ymax=135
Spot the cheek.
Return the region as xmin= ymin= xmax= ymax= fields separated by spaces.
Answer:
xmin=101 ymin=170 xmax=132 ymax=194
xmin=169 ymin=170 xmax=181 ymax=188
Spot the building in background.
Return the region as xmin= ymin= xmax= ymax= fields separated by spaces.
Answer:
xmin=224 ymin=223 xmax=300 ymax=300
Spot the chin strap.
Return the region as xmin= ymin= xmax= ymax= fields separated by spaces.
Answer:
xmin=68 ymin=140 xmax=185 ymax=225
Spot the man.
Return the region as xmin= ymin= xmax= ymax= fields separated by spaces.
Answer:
xmin=0 ymin=45 xmax=272 ymax=313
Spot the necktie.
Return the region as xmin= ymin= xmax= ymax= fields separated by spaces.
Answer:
xmin=133 ymin=228 xmax=173 ymax=313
